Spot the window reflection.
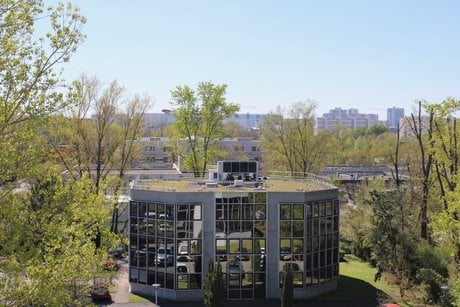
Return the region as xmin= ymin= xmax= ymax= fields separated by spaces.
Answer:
xmin=278 ymin=200 xmax=340 ymax=289
xmin=214 ymin=193 xmax=267 ymax=300
xmin=129 ymin=201 xmax=203 ymax=291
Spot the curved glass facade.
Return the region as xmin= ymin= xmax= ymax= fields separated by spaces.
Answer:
xmin=279 ymin=200 xmax=339 ymax=288
xmin=129 ymin=181 xmax=339 ymax=302
xmin=129 ymin=201 xmax=203 ymax=290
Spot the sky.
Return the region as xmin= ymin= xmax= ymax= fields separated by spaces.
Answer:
xmin=45 ymin=0 xmax=460 ymax=120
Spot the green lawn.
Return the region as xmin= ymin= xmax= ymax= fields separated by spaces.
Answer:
xmin=310 ymin=254 xmax=420 ymax=306
xmin=130 ymin=292 xmax=154 ymax=303
xmin=129 ymin=255 xmax=423 ymax=306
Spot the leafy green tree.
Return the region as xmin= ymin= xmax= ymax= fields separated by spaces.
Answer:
xmin=368 ymin=190 xmax=419 ymax=296
xmin=49 ymin=76 xmax=151 ymax=232
xmin=281 ymin=263 xmax=294 ymax=307
xmin=170 ymin=82 xmax=239 ymax=177
xmin=260 ymin=100 xmax=329 ymax=176
xmin=0 ymin=0 xmax=85 ymax=191
xmin=203 ymin=260 xmax=226 ymax=307
xmin=368 ymin=125 xmax=390 ymax=136
xmin=0 ymin=169 xmax=117 ymax=305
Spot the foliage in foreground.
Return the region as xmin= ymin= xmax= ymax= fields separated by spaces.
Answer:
xmin=281 ymin=264 xmax=294 ymax=307
xmin=203 ymin=260 xmax=226 ymax=307
xmin=0 ymin=170 xmax=118 ymax=305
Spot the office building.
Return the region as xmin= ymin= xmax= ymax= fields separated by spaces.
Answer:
xmin=128 ymin=161 xmax=339 ymax=301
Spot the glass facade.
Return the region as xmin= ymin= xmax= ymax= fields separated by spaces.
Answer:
xmin=215 ymin=192 xmax=266 ymax=300
xmin=129 ymin=187 xmax=339 ymax=301
xmin=279 ymin=199 xmax=339 ymax=288
xmin=129 ymin=201 xmax=203 ymax=290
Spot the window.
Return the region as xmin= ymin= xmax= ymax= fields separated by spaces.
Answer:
xmin=129 ymin=201 xmax=203 ymax=291
xmin=279 ymin=199 xmax=339 ymax=289
xmin=215 ymin=193 xmax=267 ymax=299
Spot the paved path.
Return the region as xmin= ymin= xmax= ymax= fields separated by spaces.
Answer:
xmin=108 ymin=257 xmax=155 ymax=306
xmin=111 ymin=258 xmax=131 ymax=304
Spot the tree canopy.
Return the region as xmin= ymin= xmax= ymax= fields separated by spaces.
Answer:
xmin=170 ymin=81 xmax=239 ymax=177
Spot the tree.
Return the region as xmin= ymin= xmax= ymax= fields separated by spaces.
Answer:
xmin=406 ymin=100 xmax=435 ymax=239
xmin=49 ymin=76 xmax=151 ymax=232
xmin=110 ymin=93 xmax=151 ymax=232
xmin=367 ymin=190 xmax=418 ymax=295
xmin=260 ymin=101 xmax=329 ymax=176
xmin=203 ymin=260 xmax=226 ymax=307
xmin=281 ymin=263 xmax=294 ymax=307
xmin=170 ymin=82 xmax=239 ymax=177
xmin=48 ymin=75 xmax=151 ymax=233
xmin=0 ymin=169 xmax=117 ymax=305
xmin=0 ymin=0 xmax=85 ymax=191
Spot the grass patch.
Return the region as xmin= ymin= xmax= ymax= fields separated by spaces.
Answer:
xmin=130 ymin=293 xmax=155 ymax=303
xmin=307 ymin=254 xmax=421 ymax=306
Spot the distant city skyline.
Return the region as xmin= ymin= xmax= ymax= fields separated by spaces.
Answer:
xmin=44 ymin=0 xmax=460 ymax=120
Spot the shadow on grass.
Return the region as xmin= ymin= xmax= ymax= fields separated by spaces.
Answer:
xmin=129 ymin=292 xmax=155 ymax=303
xmin=304 ymin=275 xmax=391 ymax=307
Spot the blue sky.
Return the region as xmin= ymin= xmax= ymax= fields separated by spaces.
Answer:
xmin=46 ymin=1 xmax=460 ymax=119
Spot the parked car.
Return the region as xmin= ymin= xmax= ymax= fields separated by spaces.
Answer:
xmin=155 ymin=247 xmax=174 ymax=266
xmin=216 ymin=249 xmax=227 ymax=261
xmin=90 ymin=283 xmax=111 ymax=301
xmin=226 ymin=260 xmax=245 ymax=286
xmin=280 ymin=247 xmax=292 ymax=261
xmin=176 ymin=262 xmax=188 ymax=274
xmin=108 ymin=244 xmax=126 ymax=259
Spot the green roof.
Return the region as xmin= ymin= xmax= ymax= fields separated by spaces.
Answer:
xmin=132 ymin=177 xmax=335 ymax=193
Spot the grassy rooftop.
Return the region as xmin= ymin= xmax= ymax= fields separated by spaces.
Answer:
xmin=133 ymin=177 xmax=335 ymax=193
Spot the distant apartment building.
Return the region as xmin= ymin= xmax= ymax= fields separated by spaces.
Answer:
xmin=315 ymin=107 xmax=379 ymax=133
xmin=137 ymin=137 xmax=173 ymax=168
xmin=217 ymin=137 xmax=262 ymax=163
xmin=387 ymin=107 xmax=405 ymax=132
xmin=399 ymin=116 xmax=431 ymax=138
xmin=142 ymin=112 xmax=266 ymax=134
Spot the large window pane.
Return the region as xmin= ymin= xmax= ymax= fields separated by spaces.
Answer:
xmin=255 ymin=204 xmax=265 ymax=220
xmin=242 ymin=203 xmax=253 ymax=219
xmin=280 ymin=204 xmax=291 ymax=219
xmin=130 ymin=201 xmax=138 ymax=217
xmin=147 ymin=203 xmax=156 ymax=219
xmin=191 ymin=204 xmax=202 ymax=220
xmin=139 ymin=202 xmax=147 ymax=218
xmin=254 ymin=193 xmax=266 ymax=204
xmin=280 ymin=221 xmax=291 ymax=237
xmin=130 ymin=217 xmax=138 ymax=234
xmin=254 ymin=221 xmax=266 ymax=237
xmin=191 ymin=239 xmax=201 ymax=255
xmin=177 ymin=274 xmax=188 ymax=290
xmin=293 ymin=221 xmax=303 ymax=237
xmin=191 ymin=221 xmax=202 ymax=238
xmin=293 ymin=204 xmax=303 ymax=220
